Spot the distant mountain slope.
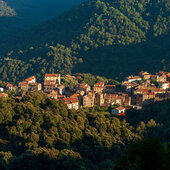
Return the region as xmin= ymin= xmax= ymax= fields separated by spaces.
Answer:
xmin=0 ymin=0 xmax=16 ymax=16
xmin=6 ymin=0 xmax=85 ymax=21
xmin=0 ymin=0 xmax=84 ymax=40
xmin=0 ymin=0 xmax=169 ymax=83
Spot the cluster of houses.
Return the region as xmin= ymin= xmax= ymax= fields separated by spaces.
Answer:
xmin=0 ymin=71 xmax=170 ymax=116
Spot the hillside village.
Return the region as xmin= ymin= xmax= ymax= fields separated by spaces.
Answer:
xmin=0 ymin=71 xmax=170 ymax=116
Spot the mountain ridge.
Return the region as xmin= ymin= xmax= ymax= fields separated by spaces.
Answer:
xmin=0 ymin=0 xmax=169 ymax=83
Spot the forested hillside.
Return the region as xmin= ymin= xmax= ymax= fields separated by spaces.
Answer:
xmin=0 ymin=0 xmax=84 ymax=40
xmin=0 ymin=92 xmax=169 ymax=169
xmin=0 ymin=0 xmax=169 ymax=82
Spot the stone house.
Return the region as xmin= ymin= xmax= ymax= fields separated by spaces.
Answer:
xmin=6 ymin=84 xmax=17 ymax=91
xmin=95 ymin=92 xmax=104 ymax=106
xmin=44 ymin=81 xmax=58 ymax=93
xmin=122 ymin=81 xmax=138 ymax=94
xmin=104 ymin=94 xmax=117 ymax=106
xmin=76 ymin=83 xmax=91 ymax=96
xmin=139 ymin=71 xmax=151 ymax=80
xmin=44 ymin=74 xmax=61 ymax=85
xmin=18 ymin=82 xmax=29 ymax=91
xmin=70 ymin=93 xmax=82 ymax=106
xmin=29 ymin=83 xmax=42 ymax=91
xmin=111 ymin=106 xmax=126 ymax=116
xmin=83 ymin=91 xmax=95 ymax=107
xmin=156 ymin=71 xmax=168 ymax=82
xmin=63 ymin=97 xmax=79 ymax=110
xmin=93 ymin=82 xmax=105 ymax=93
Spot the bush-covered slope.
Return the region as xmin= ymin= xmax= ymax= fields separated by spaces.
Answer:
xmin=0 ymin=92 xmax=169 ymax=169
xmin=0 ymin=0 xmax=169 ymax=82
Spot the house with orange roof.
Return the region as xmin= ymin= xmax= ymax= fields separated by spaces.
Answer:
xmin=93 ymin=82 xmax=105 ymax=93
xmin=0 ymin=93 xmax=8 ymax=98
xmin=25 ymin=76 xmax=36 ymax=84
xmin=6 ymin=84 xmax=16 ymax=91
xmin=76 ymin=83 xmax=91 ymax=96
xmin=44 ymin=81 xmax=58 ymax=93
xmin=122 ymin=81 xmax=138 ymax=93
xmin=83 ymin=91 xmax=95 ymax=107
xmin=63 ymin=97 xmax=79 ymax=110
xmin=111 ymin=106 xmax=126 ymax=116
xmin=134 ymin=89 xmax=149 ymax=95
xmin=18 ymin=81 xmax=29 ymax=91
xmin=29 ymin=83 xmax=42 ymax=91
xmin=104 ymin=93 xmax=117 ymax=106
xmin=47 ymin=90 xmax=58 ymax=99
xmin=156 ymin=71 xmax=167 ymax=82
xmin=115 ymin=96 xmax=123 ymax=106
xmin=44 ymin=74 xmax=60 ymax=85
xmin=139 ymin=71 xmax=151 ymax=80
xmin=70 ymin=93 xmax=82 ymax=106
xmin=166 ymin=73 xmax=170 ymax=81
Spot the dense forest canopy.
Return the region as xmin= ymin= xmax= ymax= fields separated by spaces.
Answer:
xmin=0 ymin=92 xmax=169 ymax=169
xmin=0 ymin=0 xmax=169 ymax=83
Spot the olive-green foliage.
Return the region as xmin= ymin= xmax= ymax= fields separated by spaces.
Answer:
xmin=0 ymin=0 xmax=169 ymax=82
xmin=0 ymin=92 xmax=169 ymax=169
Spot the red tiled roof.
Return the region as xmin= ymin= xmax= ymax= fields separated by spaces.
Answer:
xmin=0 ymin=93 xmax=8 ymax=97
xmin=116 ymin=96 xmax=122 ymax=99
xmin=71 ymin=94 xmax=80 ymax=98
xmin=25 ymin=76 xmax=35 ymax=82
xmin=45 ymin=74 xmax=60 ymax=77
xmin=105 ymin=85 xmax=116 ymax=89
xmin=19 ymin=82 xmax=28 ymax=86
xmin=166 ymin=73 xmax=170 ymax=77
xmin=63 ymin=97 xmax=78 ymax=104
xmin=136 ymin=89 xmax=148 ymax=93
xmin=150 ymin=75 xmax=157 ymax=78
xmin=49 ymin=91 xmax=58 ymax=95
xmin=116 ymin=112 xmax=125 ymax=116
xmin=57 ymin=95 xmax=64 ymax=98
xmin=115 ymin=106 xmax=125 ymax=111
xmin=6 ymin=84 xmax=13 ymax=87
xmin=94 ymin=82 xmax=104 ymax=87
